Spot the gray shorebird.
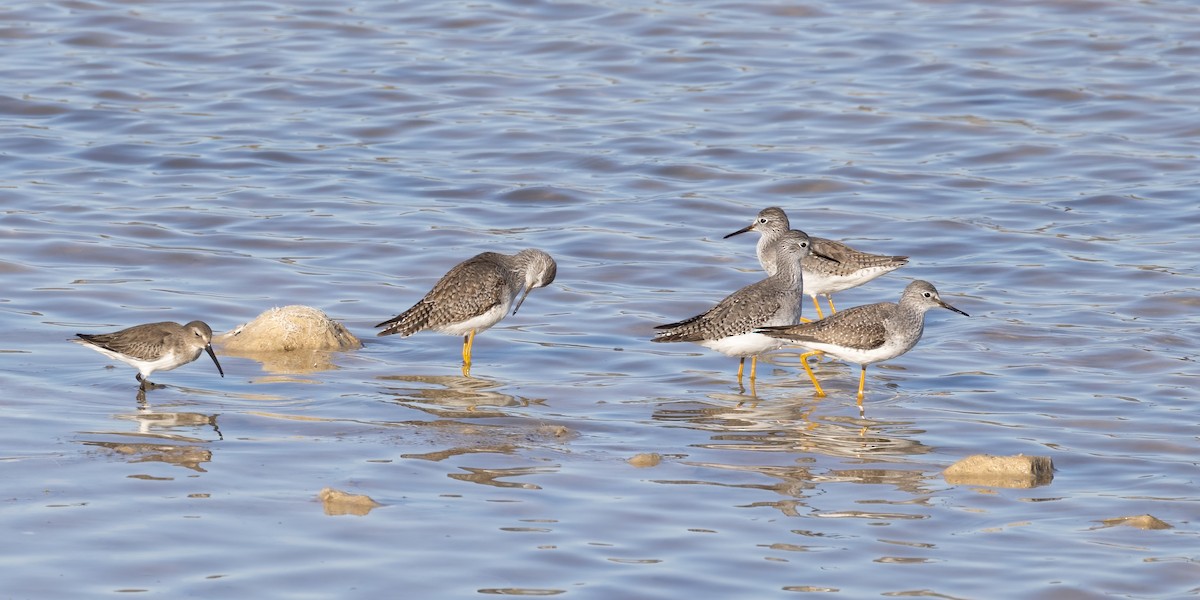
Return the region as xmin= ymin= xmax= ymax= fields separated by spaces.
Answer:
xmin=725 ymin=206 xmax=908 ymax=319
xmin=75 ymin=321 xmax=225 ymax=390
xmin=652 ymin=230 xmax=830 ymax=383
xmin=375 ymin=248 xmax=557 ymax=374
xmin=757 ymin=280 xmax=968 ymax=404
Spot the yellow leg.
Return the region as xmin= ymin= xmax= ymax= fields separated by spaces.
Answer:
xmin=799 ymin=350 xmax=826 ymax=397
xmin=749 ymin=355 xmax=759 ymax=380
xmin=856 ymin=365 xmax=867 ymax=405
xmin=461 ymin=330 xmax=479 ymax=377
xmin=462 ymin=330 xmax=477 ymax=366
xmin=736 ymin=357 xmax=746 ymax=382
xmin=826 ymin=295 xmax=837 ymax=315
xmin=811 ymin=296 xmax=825 ymax=320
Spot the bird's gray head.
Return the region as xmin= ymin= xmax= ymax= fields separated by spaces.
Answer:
xmin=904 ymin=280 xmax=969 ymax=317
xmin=512 ymin=249 xmax=558 ymax=315
xmin=774 ymin=229 xmax=813 ymax=259
xmin=724 ymin=206 xmax=791 ymax=239
xmin=184 ymin=321 xmax=215 ymax=345
xmin=184 ymin=320 xmax=225 ymax=377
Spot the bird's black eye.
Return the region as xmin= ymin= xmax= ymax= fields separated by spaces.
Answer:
xmin=923 ymin=292 xmax=932 ymax=298
xmin=758 ymin=217 xmax=768 ymax=224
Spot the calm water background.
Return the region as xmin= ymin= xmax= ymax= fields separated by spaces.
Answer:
xmin=2 ymin=0 xmax=1198 ymax=597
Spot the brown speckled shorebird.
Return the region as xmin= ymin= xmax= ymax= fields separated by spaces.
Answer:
xmin=652 ymin=230 xmax=833 ymax=383
xmin=725 ymin=206 xmax=908 ymax=319
xmin=757 ymin=280 xmax=968 ymax=404
xmin=375 ymin=248 xmax=557 ymax=375
xmin=74 ymin=321 xmax=225 ymax=390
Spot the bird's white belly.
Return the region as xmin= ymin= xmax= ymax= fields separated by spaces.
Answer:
xmin=89 ymin=346 xmax=195 ymax=376
xmin=144 ymin=349 xmax=196 ymax=373
xmin=798 ymin=337 xmax=908 ymax=366
xmin=805 ymin=265 xmax=895 ymax=296
xmin=700 ymin=332 xmax=782 ymax=358
xmin=431 ymin=302 xmax=509 ymax=336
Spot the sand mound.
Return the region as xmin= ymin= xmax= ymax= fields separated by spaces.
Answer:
xmin=217 ymin=305 xmax=362 ymax=353
xmin=943 ymin=454 xmax=1054 ymax=488
xmin=214 ymin=305 xmax=362 ymax=374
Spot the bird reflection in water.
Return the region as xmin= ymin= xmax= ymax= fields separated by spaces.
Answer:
xmin=651 ymin=396 xmax=930 ymax=459
xmin=81 ymin=440 xmax=214 ymax=473
xmin=378 ymin=373 xmax=538 ymax=417
xmin=116 ymin=405 xmax=223 ymax=441
xmin=650 ymin=397 xmax=937 ymax=516
xmin=78 ymin=397 xmax=223 ymax=472
xmin=377 ymin=374 xmax=570 ymax=490
xmin=447 ymin=465 xmax=557 ymax=489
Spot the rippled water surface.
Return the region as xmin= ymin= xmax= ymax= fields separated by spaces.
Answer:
xmin=3 ymin=0 xmax=1198 ymax=597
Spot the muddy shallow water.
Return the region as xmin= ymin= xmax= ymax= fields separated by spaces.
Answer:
xmin=2 ymin=0 xmax=1198 ymax=597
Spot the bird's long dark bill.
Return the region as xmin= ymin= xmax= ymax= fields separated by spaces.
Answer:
xmin=205 ymin=345 xmax=226 ymax=377
xmin=723 ymin=224 xmax=754 ymax=239
xmin=940 ymin=301 xmax=969 ymax=317
xmin=512 ymin=287 xmax=534 ymax=315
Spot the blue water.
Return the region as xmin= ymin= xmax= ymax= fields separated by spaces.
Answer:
xmin=2 ymin=0 xmax=1198 ymax=597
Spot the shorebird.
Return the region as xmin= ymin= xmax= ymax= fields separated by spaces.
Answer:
xmin=75 ymin=320 xmax=225 ymax=390
xmin=724 ymin=207 xmax=908 ymax=319
xmin=375 ymin=248 xmax=557 ymax=374
xmin=757 ymin=280 xmax=968 ymax=404
xmin=652 ymin=230 xmax=830 ymax=383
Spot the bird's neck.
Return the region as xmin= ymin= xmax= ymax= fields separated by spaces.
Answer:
xmin=770 ymin=255 xmax=802 ymax=286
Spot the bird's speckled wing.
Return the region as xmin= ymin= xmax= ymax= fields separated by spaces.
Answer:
xmin=808 ymin=237 xmax=858 ymax=264
xmin=653 ymin=279 xmax=785 ymax=343
xmin=758 ymin=302 xmax=892 ymax=351
xmin=808 ymin=237 xmax=907 ymax=274
xmin=376 ymin=253 xmax=511 ymax=336
xmin=75 ymin=322 xmax=176 ymax=361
